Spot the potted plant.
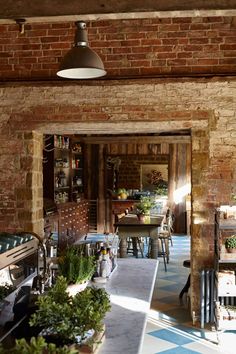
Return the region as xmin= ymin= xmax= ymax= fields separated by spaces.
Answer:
xmin=58 ymin=245 xmax=95 ymax=295
xmin=225 ymin=235 xmax=236 ymax=253
xmin=0 ymin=336 xmax=79 ymax=354
xmin=135 ymin=196 xmax=156 ymax=221
xmin=29 ymin=276 xmax=111 ymax=349
xmin=136 ymin=196 xmax=155 ymax=215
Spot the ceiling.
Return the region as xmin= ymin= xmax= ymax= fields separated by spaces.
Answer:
xmin=0 ymin=0 xmax=236 ymax=23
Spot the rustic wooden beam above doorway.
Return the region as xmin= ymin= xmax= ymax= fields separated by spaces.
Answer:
xmin=79 ymin=135 xmax=191 ymax=144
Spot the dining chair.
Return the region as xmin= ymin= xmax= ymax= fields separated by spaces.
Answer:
xmin=159 ymin=214 xmax=174 ymax=248
xmin=147 ymin=233 xmax=168 ymax=271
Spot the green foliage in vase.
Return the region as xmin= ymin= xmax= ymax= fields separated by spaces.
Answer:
xmin=29 ymin=276 xmax=111 ymax=346
xmin=225 ymin=235 xmax=236 ymax=249
xmin=136 ymin=196 xmax=156 ymax=215
xmin=0 ymin=336 xmax=78 ymax=354
xmin=58 ymin=245 xmax=95 ymax=284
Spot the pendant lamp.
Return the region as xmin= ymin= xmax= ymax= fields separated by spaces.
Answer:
xmin=57 ymin=21 xmax=106 ymax=79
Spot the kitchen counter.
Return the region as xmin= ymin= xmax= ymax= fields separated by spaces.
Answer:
xmin=98 ymin=258 xmax=158 ymax=354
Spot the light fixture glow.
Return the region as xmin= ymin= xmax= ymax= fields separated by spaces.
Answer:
xmin=57 ymin=21 xmax=106 ymax=79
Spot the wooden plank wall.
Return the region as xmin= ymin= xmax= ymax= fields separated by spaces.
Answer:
xmin=107 ymin=142 xmax=191 ymax=234
xmin=86 ymin=141 xmax=191 ymax=234
xmin=107 ymin=143 xmax=169 ymax=155
xmin=169 ymin=143 xmax=191 ymax=233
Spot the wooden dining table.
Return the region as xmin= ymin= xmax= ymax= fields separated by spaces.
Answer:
xmin=114 ymin=214 xmax=165 ymax=259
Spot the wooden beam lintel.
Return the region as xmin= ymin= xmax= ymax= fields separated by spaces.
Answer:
xmin=80 ymin=135 xmax=191 ymax=144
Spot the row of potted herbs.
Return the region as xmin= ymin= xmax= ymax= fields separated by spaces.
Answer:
xmin=0 ymin=244 xmax=111 ymax=353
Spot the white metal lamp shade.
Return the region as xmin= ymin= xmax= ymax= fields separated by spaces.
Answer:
xmin=57 ymin=21 xmax=106 ymax=79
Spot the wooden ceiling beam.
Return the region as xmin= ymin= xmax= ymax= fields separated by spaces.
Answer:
xmin=0 ymin=0 xmax=236 ymax=23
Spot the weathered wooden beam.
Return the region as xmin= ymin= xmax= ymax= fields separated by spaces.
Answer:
xmin=1 ymin=0 xmax=236 ymax=23
xmin=80 ymin=135 xmax=191 ymax=144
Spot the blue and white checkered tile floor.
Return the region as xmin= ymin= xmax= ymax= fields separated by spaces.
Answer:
xmin=140 ymin=235 xmax=236 ymax=354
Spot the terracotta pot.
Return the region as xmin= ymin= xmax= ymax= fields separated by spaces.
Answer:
xmin=226 ymin=247 xmax=236 ymax=253
xmin=137 ymin=214 xmax=145 ymax=222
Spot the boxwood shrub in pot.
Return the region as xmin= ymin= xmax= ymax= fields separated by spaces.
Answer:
xmin=0 ymin=336 xmax=79 ymax=354
xmin=225 ymin=235 xmax=236 ymax=253
xmin=29 ymin=276 xmax=111 ymax=347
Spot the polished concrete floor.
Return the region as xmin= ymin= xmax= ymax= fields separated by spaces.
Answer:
xmin=141 ymin=235 xmax=236 ymax=354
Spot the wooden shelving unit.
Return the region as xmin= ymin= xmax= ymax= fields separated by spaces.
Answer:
xmin=43 ymin=135 xmax=85 ymax=204
xmin=70 ymin=140 xmax=84 ymax=203
xmin=214 ymin=208 xmax=236 ymax=332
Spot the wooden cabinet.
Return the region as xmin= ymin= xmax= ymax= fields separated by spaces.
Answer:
xmin=43 ymin=135 xmax=85 ymax=204
xmin=57 ymin=201 xmax=89 ymax=247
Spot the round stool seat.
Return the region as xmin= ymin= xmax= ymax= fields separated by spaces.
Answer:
xmin=183 ymin=260 xmax=190 ymax=268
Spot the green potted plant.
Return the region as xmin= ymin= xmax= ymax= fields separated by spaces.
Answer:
xmin=135 ymin=196 xmax=156 ymax=221
xmin=58 ymin=245 xmax=95 ymax=295
xmin=0 ymin=336 xmax=79 ymax=354
xmin=29 ymin=276 xmax=111 ymax=349
xmin=225 ymin=235 xmax=236 ymax=253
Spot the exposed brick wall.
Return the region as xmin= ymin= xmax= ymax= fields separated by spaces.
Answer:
xmin=0 ymin=129 xmax=43 ymax=234
xmin=0 ymin=12 xmax=236 ymax=321
xmin=0 ymin=127 xmax=22 ymax=231
xmin=0 ymin=77 xmax=236 ymax=320
xmin=0 ymin=16 xmax=236 ymax=80
xmin=20 ymin=132 xmax=44 ymax=235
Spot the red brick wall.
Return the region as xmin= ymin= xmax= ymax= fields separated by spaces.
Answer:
xmin=0 ymin=16 xmax=236 ymax=80
xmin=0 ymin=130 xmax=43 ymax=234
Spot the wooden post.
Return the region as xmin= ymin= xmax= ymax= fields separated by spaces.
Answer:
xmin=97 ymin=144 xmax=106 ymax=233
